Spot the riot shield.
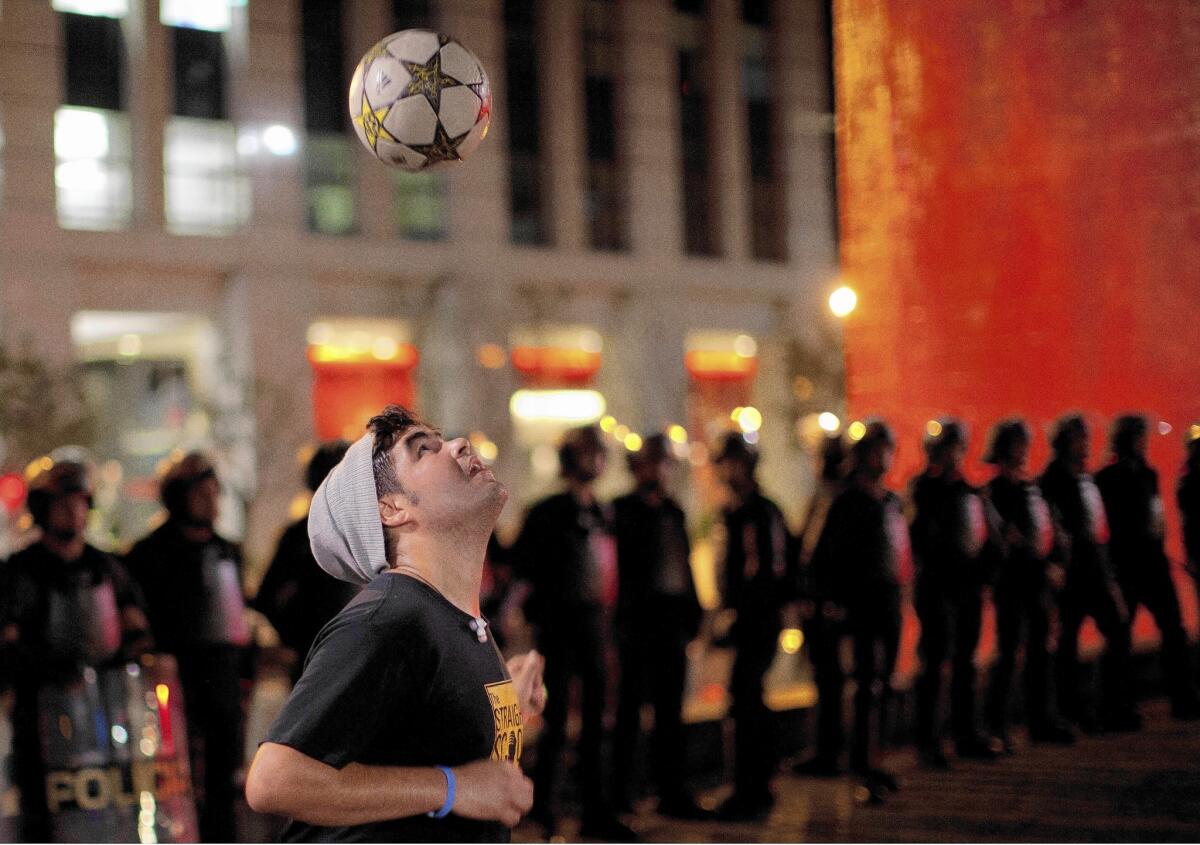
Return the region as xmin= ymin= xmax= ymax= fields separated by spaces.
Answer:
xmin=38 ymin=654 xmax=199 ymax=843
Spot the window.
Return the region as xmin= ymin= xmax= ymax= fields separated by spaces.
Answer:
xmin=743 ymin=25 xmax=785 ymax=260
xmin=173 ymin=26 xmax=227 ymax=119
xmin=52 ymin=0 xmax=129 ymax=16
xmin=678 ymin=11 xmax=717 ymax=256
xmin=163 ymin=117 xmax=249 ymax=234
xmin=305 ymin=136 xmax=358 ymax=235
xmin=505 ymin=0 xmax=548 ymax=245
xmin=392 ymin=0 xmax=433 ymax=30
xmin=582 ymin=0 xmax=626 ymax=251
xmin=393 ymin=171 xmax=446 ymax=240
xmin=55 ymin=107 xmax=133 ymax=230
xmin=302 ymin=0 xmax=357 ymax=235
xmin=62 ymin=12 xmax=124 ymax=110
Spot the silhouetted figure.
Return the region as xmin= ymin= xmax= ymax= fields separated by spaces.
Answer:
xmin=256 ymin=440 xmax=359 ymax=683
xmin=1095 ymin=415 xmax=1200 ymax=719
xmin=515 ymin=426 xmax=634 ymax=842
xmin=0 ymin=458 xmax=152 ymax=841
xmin=982 ymin=420 xmax=1074 ymax=750
xmin=610 ymin=434 xmax=707 ymax=819
xmin=910 ymin=419 xmax=998 ymax=766
xmin=712 ymin=433 xmax=794 ymax=821
xmin=793 ymin=434 xmax=850 ymax=778
xmin=1040 ymin=415 xmax=1139 ymax=734
xmin=806 ymin=422 xmax=906 ymax=801
xmin=125 ymin=453 xmax=249 ymax=842
xmin=1178 ymin=431 xmax=1200 ymax=660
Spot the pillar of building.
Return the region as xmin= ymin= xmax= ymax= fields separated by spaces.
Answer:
xmin=617 ymin=0 xmax=683 ymax=258
xmin=128 ymin=0 xmax=167 ymax=230
xmin=538 ymin=0 xmax=587 ymax=251
xmin=774 ymin=0 xmax=838 ymax=276
xmin=707 ymin=0 xmax=752 ymax=261
xmin=442 ymin=0 xmax=509 ymax=251
xmin=751 ymin=312 xmax=807 ymax=524
xmin=0 ymin=1 xmax=73 ymax=361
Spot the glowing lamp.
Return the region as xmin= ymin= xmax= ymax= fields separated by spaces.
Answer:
xmin=829 ymin=286 xmax=858 ymax=318
xmin=848 ymin=420 xmax=867 ymax=441
xmin=509 ymin=390 xmax=606 ymax=423
xmin=0 ymin=474 xmax=27 ymax=512
xmin=818 ymin=412 xmax=840 ymax=433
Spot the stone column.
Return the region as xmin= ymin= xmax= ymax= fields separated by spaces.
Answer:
xmin=774 ymin=0 xmax=838 ymax=275
xmin=127 ymin=0 xmax=167 ymax=230
xmin=346 ymin=0 xmax=395 ymax=239
xmin=707 ymin=0 xmax=751 ymax=260
xmin=617 ymin=0 xmax=683 ymax=257
xmin=539 ymin=0 xmax=587 ymax=250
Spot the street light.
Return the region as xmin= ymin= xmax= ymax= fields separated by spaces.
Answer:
xmin=829 ymin=285 xmax=858 ymax=318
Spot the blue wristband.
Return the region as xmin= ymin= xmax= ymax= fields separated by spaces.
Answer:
xmin=427 ymin=765 xmax=455 ymax=819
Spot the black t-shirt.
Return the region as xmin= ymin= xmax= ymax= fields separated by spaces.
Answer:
xmin=265 ymin=573 xmax=521 ymax=843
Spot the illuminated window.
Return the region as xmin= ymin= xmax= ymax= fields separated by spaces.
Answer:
xmin=394 ymin=171 xmax=447 ymax=240
xmin=161 ymin=0 xmax=231 ymax=31
xmin=55 ymin=107 xmax=132 ymax=231
xmin=52 ymin=0 xmax=129 ymax=16
xmin=163 ymin=117 xmax=249 ymax=235
xmin=305 ymin=136 xmax=358 ymax=235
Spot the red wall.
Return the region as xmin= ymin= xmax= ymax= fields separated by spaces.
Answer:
xmin=834 ymin=1 xmax=1200 ymax=634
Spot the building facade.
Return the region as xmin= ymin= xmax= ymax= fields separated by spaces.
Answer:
xmin=0 ymin=0 xmax=841 ymax=582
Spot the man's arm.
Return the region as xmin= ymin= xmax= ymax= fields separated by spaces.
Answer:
xmin=245 ymin=742 xmax=534 ymax=828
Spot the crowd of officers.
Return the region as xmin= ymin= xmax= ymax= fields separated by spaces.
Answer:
xmin=2 ymin=410 xmax=1200 ymax=842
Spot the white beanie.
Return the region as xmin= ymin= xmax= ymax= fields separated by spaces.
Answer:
xmin=308 ymin=432 xmax=389 ymax=584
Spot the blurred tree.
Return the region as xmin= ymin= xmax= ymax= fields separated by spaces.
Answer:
xmin=0 ymin=343 xmax=97 ymax=469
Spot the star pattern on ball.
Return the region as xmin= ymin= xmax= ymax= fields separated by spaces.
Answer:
xmin=400 ymin=50 xmax=463 ymax=113
xmin=353 ymin=92 xmax=396 ymax=152
xmin=407 ymin=123 xmax=463 ymax=166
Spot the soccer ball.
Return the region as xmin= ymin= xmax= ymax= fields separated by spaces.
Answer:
xmin=349 ymin=30 xmax=492 ymax=171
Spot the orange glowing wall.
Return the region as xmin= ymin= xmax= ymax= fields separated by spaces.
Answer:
xmin=834 ymin=2 xmax=1200 ymax=634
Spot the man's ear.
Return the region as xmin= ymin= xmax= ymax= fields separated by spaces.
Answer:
xmin=378 ymin=493 xmax=414 ymax=529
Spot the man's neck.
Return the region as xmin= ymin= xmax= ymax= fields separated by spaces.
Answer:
xmin=42 ymin=535 xmax=85 ymax=562
xmin=566 ymin=479 xmax=596 ymax=507
xmin=390 ymin=529 xmax=489 ymax=617
xmin=178 ymin=522 xmax=215 ymax=543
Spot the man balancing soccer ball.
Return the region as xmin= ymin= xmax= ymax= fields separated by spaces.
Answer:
xmin=246 ymin=405 xmax=546 ymax=842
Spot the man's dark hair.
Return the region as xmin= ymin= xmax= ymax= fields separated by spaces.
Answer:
xmin=367 ymin=405 xmax=426 ymax=500
xmin=983 ymin=418 xmax=1031 ymax=465
xmin=1050 ymin=413 xmax=1088 ymax=457
xmin=1109 ymin=414 xmax=1148 ymax=459
xmin=559 ymin=425 xmax=605 ymax=480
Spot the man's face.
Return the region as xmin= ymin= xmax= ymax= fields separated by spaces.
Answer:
xmin=632 ymin=455 xmax=671 ymax=490
xmin=388 ymin=427 xmax=508 ymax=530
xmin=717 ymin=456 xmax=755 ymax=493
xmin=571 ymin=445 xmax=606 ymax=484
xmin=1004 ymin=440 xmax=1029 ymax=473
xmin=1068 ymin=431 xmax=1089 ymax=465
xmin=861 ymin=443 xmax=894 ymax=479
xmin=187 ymin=476 xmax=221 ymax=527
xmin=46 ymin=492 xmax=89 ymax=540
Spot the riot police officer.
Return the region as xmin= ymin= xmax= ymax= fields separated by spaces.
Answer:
xmin=712 ymin=432 xmax=794 ymax=821
xmin=793 ymin=433 xmax=850 ymax=778
xmin=1040 ymin=414 xmax=1139 ymax=733
xmin=255 ymin=440 xmax=359 ymax=684
xmin=910 ymin=419 xmax=998 ymax=766
xmin=982 ymin=420 xmax=1074 ymax=750
xmin=514 ymin=426 xmax=633 ymax=841
xmin=1095 ymin=415 xmax=1200 ymax=719
xmin=0 ymin=458 xmax=151 ymax=841
xmin=610 ymin=434 xmax=706 ymax=819
xmin=807 ymin=421 xmax=906 ymax=800
xmin=125 ymin=453 xmax=249 ymax=842
xmin=1178 ymin=429 xmax=1200 ymax=651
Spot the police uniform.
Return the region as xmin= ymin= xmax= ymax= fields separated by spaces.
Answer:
xmin=983 ymin=474 xmax=1063 ymax=742
xmin=909 ymin=470 xmax=994 ymax=758
xmin=1040 ymin=458 xmax=1137 ymax=729
xmin=1095 ymin=457 xmax=1199 ymax=716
